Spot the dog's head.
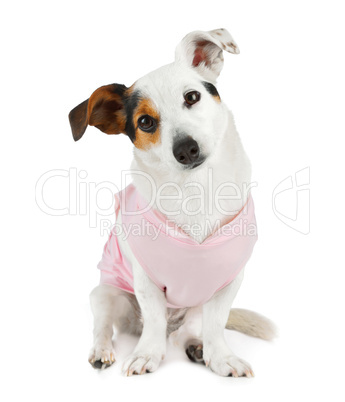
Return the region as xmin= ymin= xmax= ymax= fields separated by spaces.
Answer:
xmin=69 ymin=29 xmax=239 ymax=172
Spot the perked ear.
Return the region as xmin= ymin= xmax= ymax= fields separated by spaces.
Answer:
xmin=68 ymin=83 xmax=128 ymax=141
xmin=175 ymin=28 xmax=239 ymax=83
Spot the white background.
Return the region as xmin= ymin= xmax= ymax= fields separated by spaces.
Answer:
xmin=1 ymin=1 xmax=345 ymax=401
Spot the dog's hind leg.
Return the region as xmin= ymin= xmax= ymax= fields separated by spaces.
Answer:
xmin=88 ymin=284 xmax=142 ymax=369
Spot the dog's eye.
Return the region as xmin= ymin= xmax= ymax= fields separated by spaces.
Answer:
xmin=184 ymin=91 xmax=201 ymax=106
xmin=138 ymin=115 xmax=156 ymax=132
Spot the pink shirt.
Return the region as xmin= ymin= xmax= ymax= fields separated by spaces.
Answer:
xmin=98 ymin=184 xmax=258 ymax=308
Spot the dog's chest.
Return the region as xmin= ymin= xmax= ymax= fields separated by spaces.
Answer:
xmin=151 ymin=182 xmax=245 ymax=243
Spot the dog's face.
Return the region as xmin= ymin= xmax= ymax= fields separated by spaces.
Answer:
xmin=69 ymin=29 xmax=239 ymax=172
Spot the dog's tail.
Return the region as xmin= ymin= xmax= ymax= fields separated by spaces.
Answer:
xmin=226 ymin=308 xmax=277 ymax=341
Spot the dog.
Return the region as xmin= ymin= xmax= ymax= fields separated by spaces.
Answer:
xmin=69 ymin=28 xmax=275 ymax=377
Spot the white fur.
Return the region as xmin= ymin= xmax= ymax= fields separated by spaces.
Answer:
xmin=131 ymin=65 xmax=251 ymax=243
xmin=89 ymin=29 xmax=268 ymax=377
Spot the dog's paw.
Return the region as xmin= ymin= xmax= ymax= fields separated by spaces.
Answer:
xmin=122 ymin=352 xmax=164 ymax=376
xmin=88 ymin=345 xmax=116 ymax=369
xmin=185 ymin=339 xmax=204 ymax=364
xmin=204 ymin=353 xmax=254 ymax=377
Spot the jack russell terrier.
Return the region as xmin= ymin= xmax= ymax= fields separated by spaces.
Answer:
xmin=69 ymin=28 xmax=275 ymax=377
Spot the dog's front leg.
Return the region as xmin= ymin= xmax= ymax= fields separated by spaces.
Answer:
xmin=122 ymin=262 xmax=167 ymax=376
xmin=203 ymin=269 xmax=254 ymax=377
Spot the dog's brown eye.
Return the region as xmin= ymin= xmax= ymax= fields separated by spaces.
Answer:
xmin=184 ymin=91 xmax=201 ymax=106
xmin=138 ymin=115 xmax=156 ymax=132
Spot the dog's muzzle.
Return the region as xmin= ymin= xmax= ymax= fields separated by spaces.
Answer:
xmin=173 ymin=138 xmax=205 ymax=169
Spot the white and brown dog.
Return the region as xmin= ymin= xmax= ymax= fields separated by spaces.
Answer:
xmin=69 ymin=28 xmax=275 ymax=377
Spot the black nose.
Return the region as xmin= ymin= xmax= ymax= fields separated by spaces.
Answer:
xmin=173 ymin=138 xmax=200 ymax=165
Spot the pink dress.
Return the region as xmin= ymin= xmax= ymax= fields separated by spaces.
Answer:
xmin=98 ymin=184 xmax=258 ymax=308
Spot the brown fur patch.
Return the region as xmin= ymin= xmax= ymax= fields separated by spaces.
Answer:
xmin=133 ymin=98 xmax=161 ymax=150
xmin=227 ymin=41 xmax=237 ymax=51
xmin=69 ymin=83 xmax=130 ymax=141
xmin=213 ymin=94 xmax=221 ymax=103
xmin=88 ymin=85 xmax=126 ymax=134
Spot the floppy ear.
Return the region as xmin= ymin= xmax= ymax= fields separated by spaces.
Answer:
xmin=68 ymin=83 xmax=128 ymax=141
xmin=175 ymin=28 xmax=239 ymax=83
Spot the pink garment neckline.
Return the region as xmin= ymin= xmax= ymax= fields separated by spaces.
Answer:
xmin=119 ymin=184 xmax=252 ymax=246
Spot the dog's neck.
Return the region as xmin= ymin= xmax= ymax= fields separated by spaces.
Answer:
xmin=131 ymin=110 xmax=252 ymax=243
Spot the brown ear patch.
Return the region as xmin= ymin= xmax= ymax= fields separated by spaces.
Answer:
xmin=69 ymin=99 xmax=89 ymax=141
xmin=69 ymin=83 xmax=128 ymax=141
xmin=132 ymin=98 xmax=161 ymax=150
xmin=69 ymin=84 xmax=161 ymax=148
xmin=88 ymin=85 xmax=127 ymax=134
